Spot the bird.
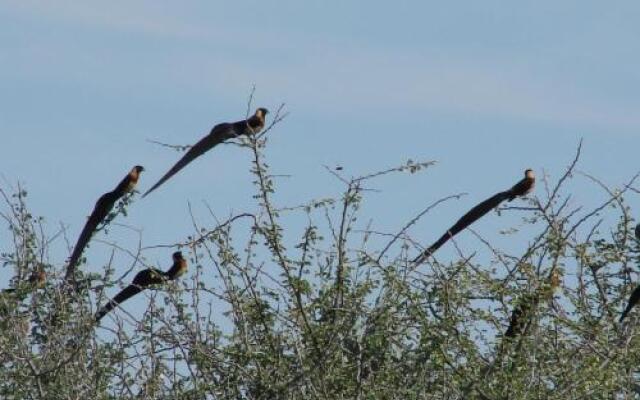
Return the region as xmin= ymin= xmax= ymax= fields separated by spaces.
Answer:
xmin=635 ymin=223 xmax=640 ymax=241
xmin=143 ymin=108 xmax=269 ymax=198
xmin=28 ymin=268 xmax=46 ymax=289
xmin=412 ymin=169 xmax=535 ymax=264
xmin=620 ymin=284 xmax=640 ymax=322
xmin=506 ymin=169 xmax=535 ymax=201
xmin=504 ymin=269 xmax=560 ymax=338
xmin=2 ymin=267 xmax=46 ymax=294
xmin=65 ymin=165 xmax=144 ymax=281
xmin=95 ymin=251 xmax=188 ymax=322
xmin=504 ymin=293 xmax=536 ymax=338
xmin=412 ymin=192 xmax=507 ymax=264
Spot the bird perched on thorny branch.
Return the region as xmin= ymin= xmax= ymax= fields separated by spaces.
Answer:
xmin=413 ymin=169 xmax=535 ymax=264
xmin=2 ymin=268 xmax=46 ymax=294
xmin=143 ymin=108 xmax=269 ymax=197
xmin=95 ymin=251 xmax=188 ymax=322
xmin=506 ymin=168 xmax=535 ymax=201
xmin=504 ymin=268 xmax=560 ymax=338
xmin=28 ymin=268 xmax=46 ymax=289
xmin=65 ymin=166 xmax=144 ymax=281
xmin=619 ymin=223 xmax=640 ymax=322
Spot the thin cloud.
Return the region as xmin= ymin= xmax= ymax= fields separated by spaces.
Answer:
xmin=244 ymin=47 xmax=640 ymax=130
xmin=3 ymin=1 xmax=211 ymax=39
xmin=5 ymin=1 xmax=639 ymax=130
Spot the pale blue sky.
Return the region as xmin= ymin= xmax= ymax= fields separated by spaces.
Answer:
xmin=1 ymin=2 xmax=639 ymax=310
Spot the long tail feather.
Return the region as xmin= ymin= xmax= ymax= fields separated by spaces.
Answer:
xmin=620 ymin=309 xmax=629 ymax=323
xmin=143 ymin=134 xmax=225 ymax=197
xmin=66 ymin=219 xmax=100 ymax=280
xmin=620 ymin=303 xmax=634 ymax=323
xmin=413 ymin=191 xmax=510 ymax=264
xmin=95 ymin=284 xmax=143 ymax=322
xmin=65 ymin=198 xmax=116 ymax=281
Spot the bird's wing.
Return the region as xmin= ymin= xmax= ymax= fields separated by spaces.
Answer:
xmin=112 ymin=173 xmax=134 ymax=198
xmin=132 ymin=268 xmax=166 ymax=287
xmin=95 ymin=284 xmax=143 ymax=322
xmin=413 ymin=191 xmax=510 ymax=264
xmin=143 ymin=124 xmax=234 ymax=197
xmin=507 ymin=178 xmax=533 ymax=202
xmin=65 ymin=193 xmax=117 ymax=280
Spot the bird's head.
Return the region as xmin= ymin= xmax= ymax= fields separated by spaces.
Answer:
xmin=171 ymin=251 xmax=188 ymax=277
xmin=525 ymin=169 xmax=535 ymax=179
xmin=255 ymin=108 xmax=269 ymax=118
xmin=133 ymin=165 xmax=145 ymax=173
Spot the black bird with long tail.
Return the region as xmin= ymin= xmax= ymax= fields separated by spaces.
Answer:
xmin=413 ymin=169 xmax=535 ymax=264
xmin=143 ymin=108 xmax=268 ymax=197
xmin=66 ymin=165 xmax=144 ymax=281
xmin=95 ymin=251 xmax=188 ymax=322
